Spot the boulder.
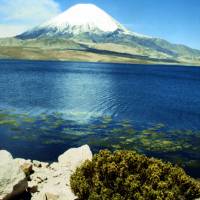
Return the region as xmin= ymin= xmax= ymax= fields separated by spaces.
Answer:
xmin=58 ymin=145 xmax=92 ymax=171
xmin=0 ymin=151 xmax=13 ymax=162
xmin=0 ymin=150 xmax=28 ymax=200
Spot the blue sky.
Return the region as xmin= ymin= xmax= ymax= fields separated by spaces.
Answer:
xmin=0 ymin=0 xmax=200 ymax=49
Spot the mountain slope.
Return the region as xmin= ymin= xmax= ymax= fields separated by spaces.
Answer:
xmin=1 ymin=3 xmax=199 ymax=65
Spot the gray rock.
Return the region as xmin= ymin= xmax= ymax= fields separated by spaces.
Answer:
xmin=58 ymin=144 xmax=92 ymax=171
xmin=0 ymin=150 xmax=28 ymax=200
xmin=0 ymin=150 xmax=13 ymax=163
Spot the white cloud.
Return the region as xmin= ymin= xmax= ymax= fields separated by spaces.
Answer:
xmin=0 ymin=0 xmax=61 ymax=37
xmin=0 ymin=24 xmax=29 ymax=38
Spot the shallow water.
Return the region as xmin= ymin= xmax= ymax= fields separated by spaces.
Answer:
xmin=0 ymin=60 xmax=200 ymax=177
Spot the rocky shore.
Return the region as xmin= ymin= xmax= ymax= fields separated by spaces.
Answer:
xmin=0 ymin=145 xmax=92 ymax=200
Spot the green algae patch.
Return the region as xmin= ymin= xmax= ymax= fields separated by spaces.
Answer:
xmin=120 ymin=120 xmax=132 ymax=128
xmin=0 ymin=119 xmax=20 ymax=127
xmin=110 ymin=128 xmax=122 ymax=134
xmin=11 ymin=134 xmax=37 ymax=142
xmin=22 ymin=117 xmax=35 ymax=123
xmin=0 ymin=113 xmax=9 ymax=120
xmin=111 ymin=144 xmax=122 ymax=149
xmin=124 ymin=138 xmax=136 ymax=143
xmin=141 ymin=129 xmax=157 ymax=135
xmin=72 ymin=131 xmax=95 ymax=136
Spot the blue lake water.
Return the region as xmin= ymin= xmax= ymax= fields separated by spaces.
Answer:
xmin=0 ymin=60 xmax=200 ymax=177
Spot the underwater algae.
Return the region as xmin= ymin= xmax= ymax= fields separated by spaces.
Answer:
xmin=0 ymin=109 xmax=200 ymax=177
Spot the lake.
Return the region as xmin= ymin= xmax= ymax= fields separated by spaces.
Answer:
xmin=0 ymin=60 xmax=200 ymax=177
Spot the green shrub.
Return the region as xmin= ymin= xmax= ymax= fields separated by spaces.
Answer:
xmin=70 ymin=150 xmax=200 ymax=200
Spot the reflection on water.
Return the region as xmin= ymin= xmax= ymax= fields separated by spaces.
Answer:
xmin=0 ymin=60 xmax=200 ymax=178
xmin=1 ymin=60 xmax=200 ymax=129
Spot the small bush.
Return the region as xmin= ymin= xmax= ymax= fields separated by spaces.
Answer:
xmin=70 ymin=150 xmax=200 ymax=200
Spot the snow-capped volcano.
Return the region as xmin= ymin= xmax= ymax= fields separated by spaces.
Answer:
xmin=17 ymin=3 xmax=140 ymax=39
xmin=41 ymin=4 xmax=128 ymax=33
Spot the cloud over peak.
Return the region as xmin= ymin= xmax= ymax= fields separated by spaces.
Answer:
xmin=0 ymin=0 xmax=61 ymax=37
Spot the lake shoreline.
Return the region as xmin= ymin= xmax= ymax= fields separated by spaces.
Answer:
xmin=1 ymin=145 xmax=200 ymax=200
xmin=1 ymin=57 xmax=200 ymax=67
